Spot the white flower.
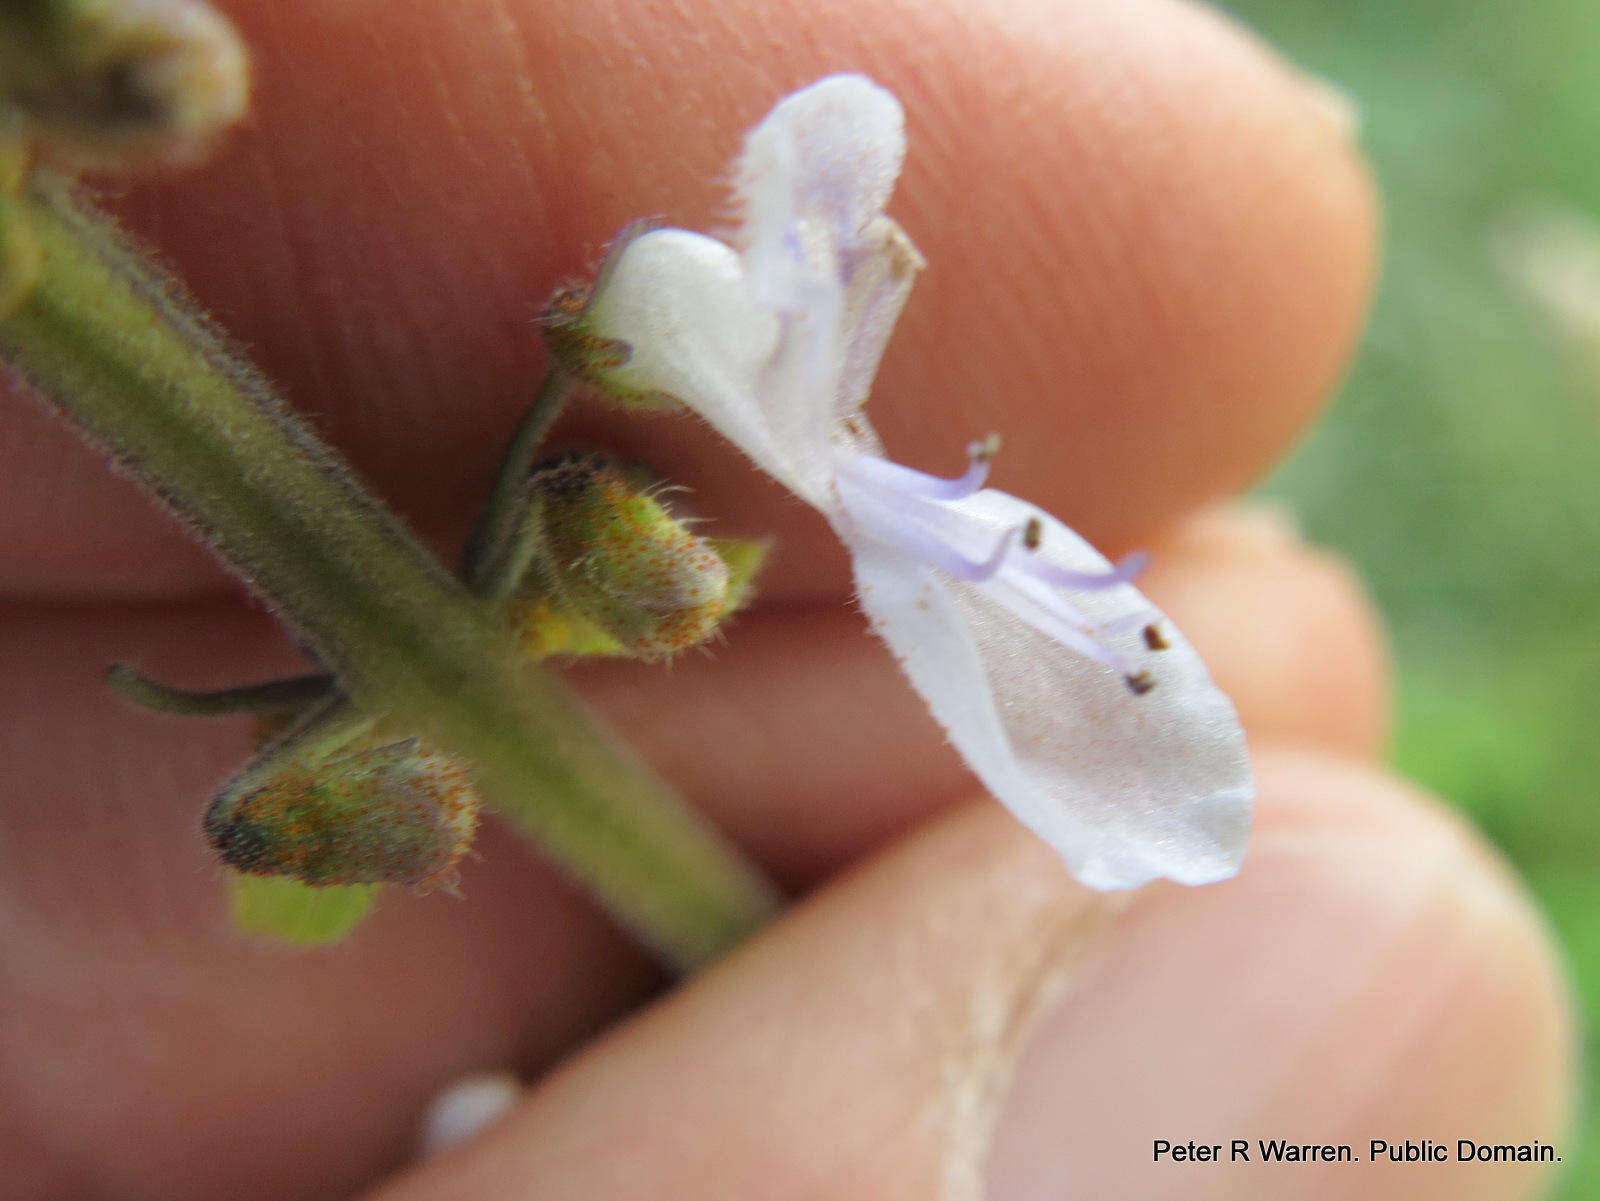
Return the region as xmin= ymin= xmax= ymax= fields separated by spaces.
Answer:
xmin=580 ymin=75 xmax=1253 ymax=889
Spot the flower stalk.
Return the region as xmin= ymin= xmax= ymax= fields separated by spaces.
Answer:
xmin=463 ymin=362 xmax=577 ymax=598
xmin=104 ymin=663 xmax=335 ymax=716
xmin=0 ymin=176 xmax=780 ymax=970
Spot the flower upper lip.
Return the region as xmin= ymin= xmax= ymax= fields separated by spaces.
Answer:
xmin=577 ymin=74 xmax=1255 ymax=890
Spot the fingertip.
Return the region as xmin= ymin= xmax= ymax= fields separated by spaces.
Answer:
xmin=365 ymin=754 xmax=1573 ymax=1201
xmin=1143 ymin=503 xmax=1392 ymax=759
xmin=871 ymin=0 xmax=1380 ymax=548
xmin=6 ymin=0 xmax=1379 ymax=600
xmin=363 ymin=802 xmax=1124 ymax=1201
xmin=988 ymin=747 xmax=1575 ymax=1201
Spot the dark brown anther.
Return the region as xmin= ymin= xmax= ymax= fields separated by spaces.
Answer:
xmin=1142 ymin=623 xmax=1169 ymax=651
xmin=1124 ymin=670 xmax=1155 ymax=696
xmin=1022 ymin=516 xmax=1043 ymax=551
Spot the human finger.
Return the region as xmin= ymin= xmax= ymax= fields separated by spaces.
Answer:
xmin=0 ymin=497 xmax=1386 ymax=1197
xmin=367 ymin=751 xmax=1573 ymax=1201
xmin=0 ymin=0 xmax=1375 ymax=600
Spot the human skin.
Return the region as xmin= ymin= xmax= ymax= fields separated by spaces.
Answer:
xmin=0 ymin=0 xmax=1574 ymax=1199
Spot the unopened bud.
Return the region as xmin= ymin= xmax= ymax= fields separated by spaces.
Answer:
xmin=0 ymin=0 xmax=248 ymax=171
xmin=204 ymin=739 xmax=479 ymax=892
xmin=517 ymin=452 xmax=733 ymax=659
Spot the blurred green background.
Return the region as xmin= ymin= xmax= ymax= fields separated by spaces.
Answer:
xmin=1218 ymin=0 xmax=1600 ymax=1194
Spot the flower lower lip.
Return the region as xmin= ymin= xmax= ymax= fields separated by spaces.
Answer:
xmin=832 ymin=445 xmax=1159 ymax=686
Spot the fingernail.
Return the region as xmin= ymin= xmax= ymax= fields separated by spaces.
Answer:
xmin=418 ymin=1072 xmax=522 ymax=1159
xmin=1296 ymin=70 xmax=1362 ymax=143
xmin=983 ymin=752 xmax=1572 ymax=1200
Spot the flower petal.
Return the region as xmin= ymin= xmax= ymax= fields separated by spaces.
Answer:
xmin=732 ymin=75 xmax=919 ymax=476
xmin=848 ymin=499 xmax=1253 ymax=889
xmin=734 ymin=74 xmax=907 ymax=284
xmin=589 ymin=76 xmax=922 ymax=507
xmin=833 ymin=216 xmax=924 ymax=434
xmin=582 ymin=227 xmax=803 ymax=489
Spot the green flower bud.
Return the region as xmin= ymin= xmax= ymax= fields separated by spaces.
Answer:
xmin=514 ymin=452 xmax=735 ymax=660
xmin=204 ymin=739 xmax=479 ymax=892
xmin=0 ymin=0 xmax=248 ymax=171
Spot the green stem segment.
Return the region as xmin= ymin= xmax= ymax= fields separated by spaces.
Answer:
xmin=1 ymin=178 xmax=780 ymax=970
xmin=105 ymin=664 xmax=335 ymax=716
xmin=465 ymin=364 xmax=574 ymax=598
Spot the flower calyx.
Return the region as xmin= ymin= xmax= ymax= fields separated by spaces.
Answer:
xmin=204 ymin=725 xmax=481 ymax=895
xmin=542 ymin=221 xmax=686 ymax=411
xmin=510 ymin=451 xmax=761 ymax=661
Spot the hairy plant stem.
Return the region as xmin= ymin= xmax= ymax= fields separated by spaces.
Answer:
xmin=0 ymin=177 xmax=781 ymax=970
xmin=105 ymin=664 xmax=335 ymax=716
xmin=464 ymin=363 xmax=574 ymax=598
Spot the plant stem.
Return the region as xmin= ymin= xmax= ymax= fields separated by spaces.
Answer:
xmin=464 ymin=364 xmax=574 ymax=597
xmin=105 ymin=665 xmax=335 ymax=716
xmin=1 ymin=178 xmax=780 ymax=970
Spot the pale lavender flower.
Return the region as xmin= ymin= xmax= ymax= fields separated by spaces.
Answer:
xmin=581 ymin=75 xmax=1253 ymax=889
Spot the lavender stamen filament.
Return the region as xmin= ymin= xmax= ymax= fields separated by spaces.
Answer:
xmin=835 ymin=445 xmax=1158 ymax=681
